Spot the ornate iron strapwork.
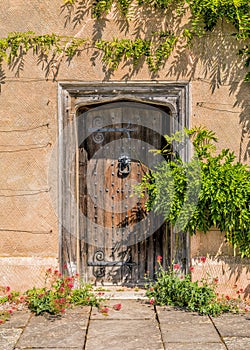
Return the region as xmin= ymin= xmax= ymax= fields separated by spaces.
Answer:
xmin=89 ymin=122 xmax=137 ymax=143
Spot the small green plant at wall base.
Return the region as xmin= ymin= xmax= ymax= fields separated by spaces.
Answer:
xmin=25 ymin=268 xmax=100 ymax=315
xmin=146 ymin=259 xmax=237 ymax=316
xmin=0 ymin=286 xmax=25 ymax=324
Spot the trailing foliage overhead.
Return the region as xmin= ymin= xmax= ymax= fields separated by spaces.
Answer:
xmin=95 ymin=32 xmax=177 ymax=72
xmin=0 ymin=0 xmax=249 ymax=79
xmin=137 ymin=127 xmax=250 ymax=257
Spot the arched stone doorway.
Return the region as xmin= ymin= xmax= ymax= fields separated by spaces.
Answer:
xmin=58 ymin=82 xmax=190 ymax=285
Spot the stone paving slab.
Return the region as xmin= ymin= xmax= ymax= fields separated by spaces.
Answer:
xmin=224 ymin=337 xmax=250 ymax=350
xmin=160 ymin=322 xmax=222 ymax=343
xmin=164 ymin=343 xmax=226 ymax=350
xmin=1 ymin=311 xmax=31 ymax=329
xmin=0 ymin=328 xmax=22 ymax=350
xmin=15 ymin=306 xmax=90 ymax=349
xmin=91 ymin=299 xmax=155 ymax=320
xmin=85 ymin=319 xmax=164 ymax=350
xmin=157 ymin=306 xmax=222 ymax=345
xmin=212 ymin=313 xmax=250 ymax=337
xmin=156 ymin=306 xmax=210 ymax=323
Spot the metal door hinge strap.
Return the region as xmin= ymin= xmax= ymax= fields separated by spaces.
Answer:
xmin=88 ymin=261 xmax=137 ymax=266
xmin=88 ymin=123 xmax=137 ymax=139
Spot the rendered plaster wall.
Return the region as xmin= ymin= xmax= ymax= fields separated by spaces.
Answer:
xmin=0 ymin=0 xmax=249 ymax=292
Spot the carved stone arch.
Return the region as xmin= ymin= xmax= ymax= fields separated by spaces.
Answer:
xmin=58 ymin=82 xmax=190 ymax=280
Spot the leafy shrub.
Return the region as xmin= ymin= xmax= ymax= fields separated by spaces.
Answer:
xmin=25 ymin=268 xmax=100 ymax=315
xmin=146 ymin=260 xmax=234 ymax=316
xmin=137 ymin=127 xmax=250 ymax=257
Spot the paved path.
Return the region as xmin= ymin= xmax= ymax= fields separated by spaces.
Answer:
xmin=0 ymin=300 xmax=249 ymax=350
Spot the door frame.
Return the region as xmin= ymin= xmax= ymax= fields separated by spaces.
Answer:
xmin=57 ymin=81 xmax=190 ymax=278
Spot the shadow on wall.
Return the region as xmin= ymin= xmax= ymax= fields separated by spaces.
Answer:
xmin=61 ymin=2 xmax=250 ymax=163
xmin=232 ymin=82 xmax=250 ymax=163
xmin=191 ymin=231 xmax=250 ymax=299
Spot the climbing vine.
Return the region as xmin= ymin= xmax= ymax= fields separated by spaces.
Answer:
xmin=95 ymin=32 xmax=177 ymax=72
xmin=136 ymin=127 xmax=250 ymax=257
xmin=0 ymin=0 xmax=249 ymax=79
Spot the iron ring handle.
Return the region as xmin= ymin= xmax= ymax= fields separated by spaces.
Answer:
xmin=118 ymin=162 xmax=131 ymax=175
xmin=118 ymin=155 xmax=131 ymax=175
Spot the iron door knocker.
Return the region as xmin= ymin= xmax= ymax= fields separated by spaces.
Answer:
xmin=118 ymin=155 xmax=131 ymax=175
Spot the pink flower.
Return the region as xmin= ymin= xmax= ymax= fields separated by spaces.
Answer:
xmin=46 ymin=268 xmax=52 ymax=273
xmin=67 ymin=283 xmax=74 ymax=289
xmin=59 ymin=287 xmax=65 ymax=292
xmin=99 ymin=307 xmax=109 ymax=314
xmin=189 ymin=266 xmax=194 ymax=272
xmin=65 ymin=276 xmax=74 ymax=282
xmin=173 ymin=263 xmax=180 ymax=270
xmin=113 ymin=303 xmax=122 ymax=311
xmin=157 ymin=256 xmax=162 ymax=264
xmin=8 ymin=309 xmax=13 ymax=314
xmin=200 ymin=256 xmax=206 ymax=263
xmin=149 ymin=297 xmax=155 ymax=305
xmin=0 ymin=319 xmax=4 ymax=324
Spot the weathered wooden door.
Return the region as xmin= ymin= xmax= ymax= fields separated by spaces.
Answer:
xmin=78 ymin=101 xmax=170 ymax=285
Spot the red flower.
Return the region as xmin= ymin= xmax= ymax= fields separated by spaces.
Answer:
xmin=99 ymin=307 xmax=109 ymax=314
xmin=19 ymin=295 xmax=26 ymax=302
xmin=149 ymin=297 xmax=155 ymax=305
xmin=213 ymin=278 xmax=219 ymax=283
xmin=189 ymin=266 xmax=194 ymax=272
xmin=0 ymin=319 xmax=4 ymax=324
xmin=113 ymin=303 xmax=122 ymax=311
xmin=67 ymin=283 xmax=74 ymax=289
xmin=65 ymin=276 xmax=74 ymax=282
xmin=46 ymin=268 xmax=52 ymax=274
xmin=63 ymin=264 xmax=67 ymax=270
xmin=157 ymin=256 xmax=162 ymax=264
xmin=200 ymin=256 xmax=206 ymax=263
xmin=173 ymin=263 xmax=180 ymax=270
xmin=225 ymin=295 xmax=230 ymax=300
xmin=5 ymin=286 xmax=11 ymax=292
